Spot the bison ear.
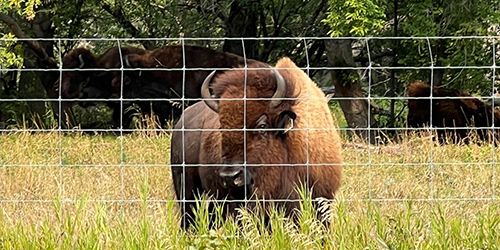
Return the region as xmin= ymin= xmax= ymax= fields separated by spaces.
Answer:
xmin=274 ymin=110 xmax=297 ymax=138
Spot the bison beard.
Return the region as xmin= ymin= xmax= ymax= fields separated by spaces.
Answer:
xmin=407 ymin=81 xmax=500 ymax=143
xmin=170 ymin=57 xmax=343 ymax=229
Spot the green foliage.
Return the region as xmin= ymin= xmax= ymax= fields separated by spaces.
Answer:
xmin=0 ymin=34 xmax=24 ymax=68
xmin=71 ymin=104 xmax=114 ymax=129
xmin=0 ymin=0 xmax=41 ymax=20
xmin=324 ymin=0 xmax=387 ymax=36
xmin=400 ymin=0 xmax=500 ymax=36
xmin=396 ymin=0 xmax=500 ymax=92
xmin=322 ymin=0 xmax=500 ymax=133
xmin=1 ymin=0 xmax=500 ymax=132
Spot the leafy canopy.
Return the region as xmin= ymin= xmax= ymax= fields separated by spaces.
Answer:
xmin=324 ymin=0 xmax=387 ymax=36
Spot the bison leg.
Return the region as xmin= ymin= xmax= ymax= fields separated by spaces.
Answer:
xmin=110 ymin=102 xmax=135 ymax=131
xmin=171 ymin=160 xmax=203 ymax=229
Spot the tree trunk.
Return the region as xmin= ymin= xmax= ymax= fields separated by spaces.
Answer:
xmin=389 ymin=0 xmax=399 ymax=129
xmin=0 ymin=108 xmax=3 ymax=129
xmin=0 ymin=93 xmax=3 ymax=129
xmin=32 ymin=11 xmax=75 ymax=128
xmin=222 ymin=0 xmax=259 ymax=59
xmin=325 ymin=39 xmax=377 ymax=144
xmin=0 ymin=70 xmax=17 ymax=129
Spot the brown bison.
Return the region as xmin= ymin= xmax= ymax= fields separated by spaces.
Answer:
xmin=170 ymin=57 xmax=343 ymax=228
xmin=55 ymin=46 xmax=147 ymax=100
xmin=54 ymin=46 xmax=147 ymax=127
xmin=407 ymin=81 xmax=500 ymax=142
xmin=78 ymin=45 xmax=259 ymax=128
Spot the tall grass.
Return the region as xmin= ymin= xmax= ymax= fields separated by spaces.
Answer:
xmin=1 ymin=129 xmax=500 ymax=249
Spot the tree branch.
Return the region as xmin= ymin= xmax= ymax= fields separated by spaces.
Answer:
xmin=0 ymin=13 xmax=57 ymax=67
xmin=67 ymin=0 xmax=86 ymax=39
xmin=261 ymin=1 xmax=310 ymax=60
xmin=370 ymin=101 xmax=392 ymax=116
xmin=322 ymin=86 xmax=392 ymax=116
xmin=100 ymin=2 xmax=154 ymax=49
xmin=354 ymin=50 xmax=394 ymax=64
xmin=178 ymin=3 xmax=226 ymax=22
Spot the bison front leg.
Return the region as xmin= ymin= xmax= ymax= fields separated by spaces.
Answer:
xmin=171 ymin=161 xmax=203 ymax=229
xmin=110 ymin=102 xmax=135 ymax=131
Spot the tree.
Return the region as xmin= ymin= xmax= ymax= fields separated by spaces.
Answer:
xmin=1 ymin=0 xmax=60 ymax=127
xmin=323 ymin=0 xmax=500 ymax=142
xmin=1 ymin=0 xmax=499 ymax=137
xmin=323 ymin=0 xmax=387 ymax=143
xmin=1 ymin=0 xmax=333 ymax=128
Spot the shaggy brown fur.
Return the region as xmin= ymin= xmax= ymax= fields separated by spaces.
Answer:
xmin=56 ymin=46 xmax=146 ymax=99
xmin=119 ymin=45 xmax=258 ymax=102
xmin=91 ymin=45 xmax=260 ymax=127
xmin=53 ymin=46 xmax=147 ymax=128
xmin=407 ymin=81 xmax=500 ymax=142
xmin=171 ymin=57 xmax=343 ymax=228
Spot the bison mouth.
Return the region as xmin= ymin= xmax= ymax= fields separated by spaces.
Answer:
xmin=219 ymin=166 xmax=254 ymax=199
xmin=226 ymin=183 xmax=254 ymax=201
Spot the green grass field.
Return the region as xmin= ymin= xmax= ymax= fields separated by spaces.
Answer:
xmin=1 ymin=129 xmax=500 ymax=249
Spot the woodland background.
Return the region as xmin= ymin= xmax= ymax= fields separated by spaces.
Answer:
xmin=1 ymin=0 xmax=500 ymax=143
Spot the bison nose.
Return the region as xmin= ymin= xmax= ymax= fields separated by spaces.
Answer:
xmin=219 ymin=167 xmax=253 ymax=188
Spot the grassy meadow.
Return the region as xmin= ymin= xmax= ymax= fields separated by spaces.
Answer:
xmin=1 ymin=127 xmax=500 ymax=249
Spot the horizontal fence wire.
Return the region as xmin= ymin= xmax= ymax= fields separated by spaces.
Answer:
xmin=1 ymin=197 xmax=499 ymax=204
xmin=1 ymin=65 xmax=500 ymax=72
xmin=0 ymin=162 xmax=498 ymax=168
xmin=0 ymin=127 xmax=497 ymax=132
xmin=0 ymin=96 xmax=499 ymax=101
xmin=1 ymin=36 xmax=500 ymax=41
xmin=0 ymin=36 xmax=499 ymax=209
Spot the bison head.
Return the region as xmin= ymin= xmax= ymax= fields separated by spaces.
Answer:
xmin=55 ymin=48 xmax=100 ymax=99
xmin=78 ymin=71 xmax=117 ymax=107
xmin=78 ymin=54 xmax=143 ymax=107
xmin=201 ymin=65 xmax=297 ymax=196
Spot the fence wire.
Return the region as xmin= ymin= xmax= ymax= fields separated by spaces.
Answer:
xmin=1 ymin=36 xmax=500 ymax=213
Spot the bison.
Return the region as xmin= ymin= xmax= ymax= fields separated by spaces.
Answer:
xmin=170 ymin=57 xmax=343 ymax=229
xmin=54 ymin=46 xmax=147 ymax=128
xmin=407 ymin=81 xmax=500 ymax=143
xmin=79 ymin=45 xmax=259 ymax=128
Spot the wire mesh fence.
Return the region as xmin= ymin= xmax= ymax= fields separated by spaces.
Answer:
xmin=1 ymin=37 xmax=500 ymax=226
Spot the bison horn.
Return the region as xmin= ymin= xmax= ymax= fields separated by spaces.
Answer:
xmin=201 ymin=70 xmax=219 ymax=113
xmin=124 ymin=55 xmax=132 ymax=68
xmin=78 ymin=54 xmax=85 ymax=68
xmin=269 ymin=67 xmax=286 ymax=109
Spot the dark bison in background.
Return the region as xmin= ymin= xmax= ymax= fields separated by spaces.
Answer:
xmin=54 ymin=46 xmax=147 ymax=128
xmin=57 ymin=45 xmax=258 ymax=129
xmin=95 ymin=45 xmax=257 ymax=128
xmin=170 ymin=57 xmax=343 ymax=229
xmin=407 ymin=81 xmax=500 ymax=143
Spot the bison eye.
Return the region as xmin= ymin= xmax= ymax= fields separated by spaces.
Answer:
xmin=255 ymin=114 xmax=268 ymax=137
xmin=258 ymin=123 xmax=268 ymax=137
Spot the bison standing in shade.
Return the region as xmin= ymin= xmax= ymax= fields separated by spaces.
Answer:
xmin=54 ymin=46 xmax=147 ymax=128
xmin=407 ymin=81 xmax=500 ymax=143
xmin=55 ymin=46 xmax=147 ymax=101
xmin=79 ymin=45 xmax=258 ymax=128
xmin=170 ymin=57 xmax=343 ymax=229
